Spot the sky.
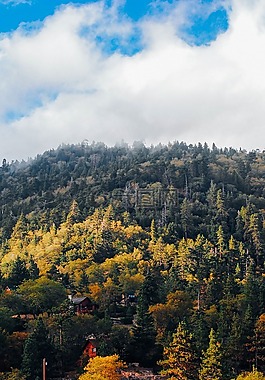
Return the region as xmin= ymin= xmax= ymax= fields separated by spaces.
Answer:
xmin=0 ymin=0 xmax=264 ymax=161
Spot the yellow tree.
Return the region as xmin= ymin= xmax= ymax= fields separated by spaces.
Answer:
xmin=78 ymin=355 xmax=126 ymax=380
xmin=149 ymin=290 xmax=193 ymax=342
xmin=236 ymin=368 xmax=265 ymax=380
xmin=158 ymin=322 xmax=197 ymax=380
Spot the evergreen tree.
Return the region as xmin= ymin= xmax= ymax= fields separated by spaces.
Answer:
xmin=216 ymin=225 xmax=225 ymax=254
xmin=66 ymin=199 xmax=82 ymax=225
xmin=28 ymin=257 xmax=39 ymax=280
xmin=248 ymin=213 xmax=263 ymax=266
xmin=243 ymin=260 xmax=260 ymax=327
xmin=190 ymin=311 xmax=209 ymax=356
xmin=47 ymin=264 xmax=61 ymax=282
xmin=247 ymin=314 xmax=265 ymax=371
xmin=6 ymin=257 xmax=29 ymax=288
xmin=130 ymin=272 xmax=159 ymax=365
xmin=77 ymin=271 xmax=89 ymax=292
xmin=223 ymin=312 xmax=246 ymax=376
xmin=22 ymin=318 xmax=55 ymax=380
xmin=206 ymin=181 xmax=218 ymax=240
xmin=216 ymin=189 xmax=227 ymax=223
xmin=159 ymin=322 xmax=197 ymax=380
xmin=150 ymin=219 xmax=157 ymax=242
xmin=10 ymin=214 xmax=28 ymax=241
xmin=180 ymin=198 xmax=193 ymax=239
xmin=199 ymin=328 xmax=222 ymax=380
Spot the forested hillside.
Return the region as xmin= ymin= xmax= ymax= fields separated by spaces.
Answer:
xmin=1 ymin=141 xmax=265 ymax=379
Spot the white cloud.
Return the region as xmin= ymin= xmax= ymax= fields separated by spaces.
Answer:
xmin=1 ymin=0 xmax=265 ymax=160
xmin=0 ymin=0 xmax=31 ymax=5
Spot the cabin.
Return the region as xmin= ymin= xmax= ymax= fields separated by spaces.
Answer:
xmin=78 ymin=335 xmax=98 ymax=367
xmin=82 ymin=335 xmax=97 ymax=359
xmin=71 ymin=296 xmax=96 ymax=315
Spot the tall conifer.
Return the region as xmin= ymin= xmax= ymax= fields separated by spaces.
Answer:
xmin=22 ymin=318 xmax=55 ymax=380
xmin=199 ymin=328 xmax=222 ymax=380
xmin=159 ymin=322 xmax=197 ymax=380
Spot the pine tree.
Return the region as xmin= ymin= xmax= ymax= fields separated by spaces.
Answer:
xmin=190 ymin=311 xmax=209 ymax=357
xmin=216 ymin=189 xmax=227 ymax=222
xmin=159 ymin=322 xmax=197 ymax=380
xmin=7 ymin=257 xmax=29 ymax=288
xmin=206 ymin=181 xmax=218 ymax=240
xmin=180 ymin=198 xmax=192 ymax=239
xmin=247 ymin=314 xmax=265 ymax=371
xmin=248 ymin=213 xmax=263 ymax=266
xmin=22 ymin=318 xmax=55 ymax=380
xmin=223 ymin=312 xmax=245 ymax=376
xmin=199 ymin=328 xmax=222 ymax=380
xmin=66 ymin=200 xmax=81 ymax=225
xmin=216 ymin=225 xmax=225 ymax=254
xmin=243 ymin=260 xmax=260 ymax=326
xmin=10 ymin=214 xmax=28 ymax=241
xmin=130 ymin=291 xmax=157 ymax=365
xmin=130 ymin=272 xmax=160 ymax=365
xmin=28 ymin=257 xmax=39 ymax=280
xmin=150 ymin=219 xmax=157 ymax=242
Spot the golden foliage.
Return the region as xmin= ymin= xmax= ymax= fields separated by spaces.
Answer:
xmin=78 ymin=354 xmax=126 ymax=380
xmin=236 ymin=369 xmax=265 ymax=380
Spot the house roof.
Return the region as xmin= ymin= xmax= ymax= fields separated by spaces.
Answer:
xmin=72 ymin=296 xmax=89 ymax=305
xmin=83 ymin=337 xmax=99 ymax=351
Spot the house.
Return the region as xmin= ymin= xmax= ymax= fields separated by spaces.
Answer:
xmin=71 ymin=296 xmax=97 ymax=315
xmin=82 ymin=334 xmax=97 ymax=359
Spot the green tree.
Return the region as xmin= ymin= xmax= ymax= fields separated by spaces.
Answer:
xmin=18 ymin=277 xmax=67 ymax=315
xmin=6 ymin=257 xmax=29 ymax=288
xmin=22 ymin=318 xmax=55 ymax=380
xmin=248 ymin=213 xmax=263 ymax=265
xmin=130 ymin=272 xmax=159 ymax=365
xmin=243 ymin=261 xmax=260 ymax=329
xmin=180 ymin=198 xmax=193 ymax=239
xmin=199 ymin=328 xmax=222 ymax=380
xmin=27 ymin=258 xmax=39 ymax=280
xmin=206 ymin=181 xmax=218 ymax=239
xmin=216 ymin=189 xmax=227 ymax=223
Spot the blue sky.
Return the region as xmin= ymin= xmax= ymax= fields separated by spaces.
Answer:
xmin=0 ymin=0 xmax=228 ymax=45
xmin=1 ymin=0 xmax=265 ymax=161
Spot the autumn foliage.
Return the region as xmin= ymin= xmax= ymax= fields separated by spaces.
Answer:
xmin=78 ymin=355 xmax=126 ymax=380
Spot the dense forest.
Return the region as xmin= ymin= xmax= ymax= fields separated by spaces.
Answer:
xmin=1 ymin=141 xmax=265 ymax=379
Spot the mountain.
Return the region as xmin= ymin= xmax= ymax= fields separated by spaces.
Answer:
xmin=0 ymin=141 xmax=264 ymax=241
xmin=1 ymin=141 xmax=265 ymax=378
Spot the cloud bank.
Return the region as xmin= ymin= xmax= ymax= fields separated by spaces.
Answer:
xmin=0 ymin=0 xmax=265 ymax=160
